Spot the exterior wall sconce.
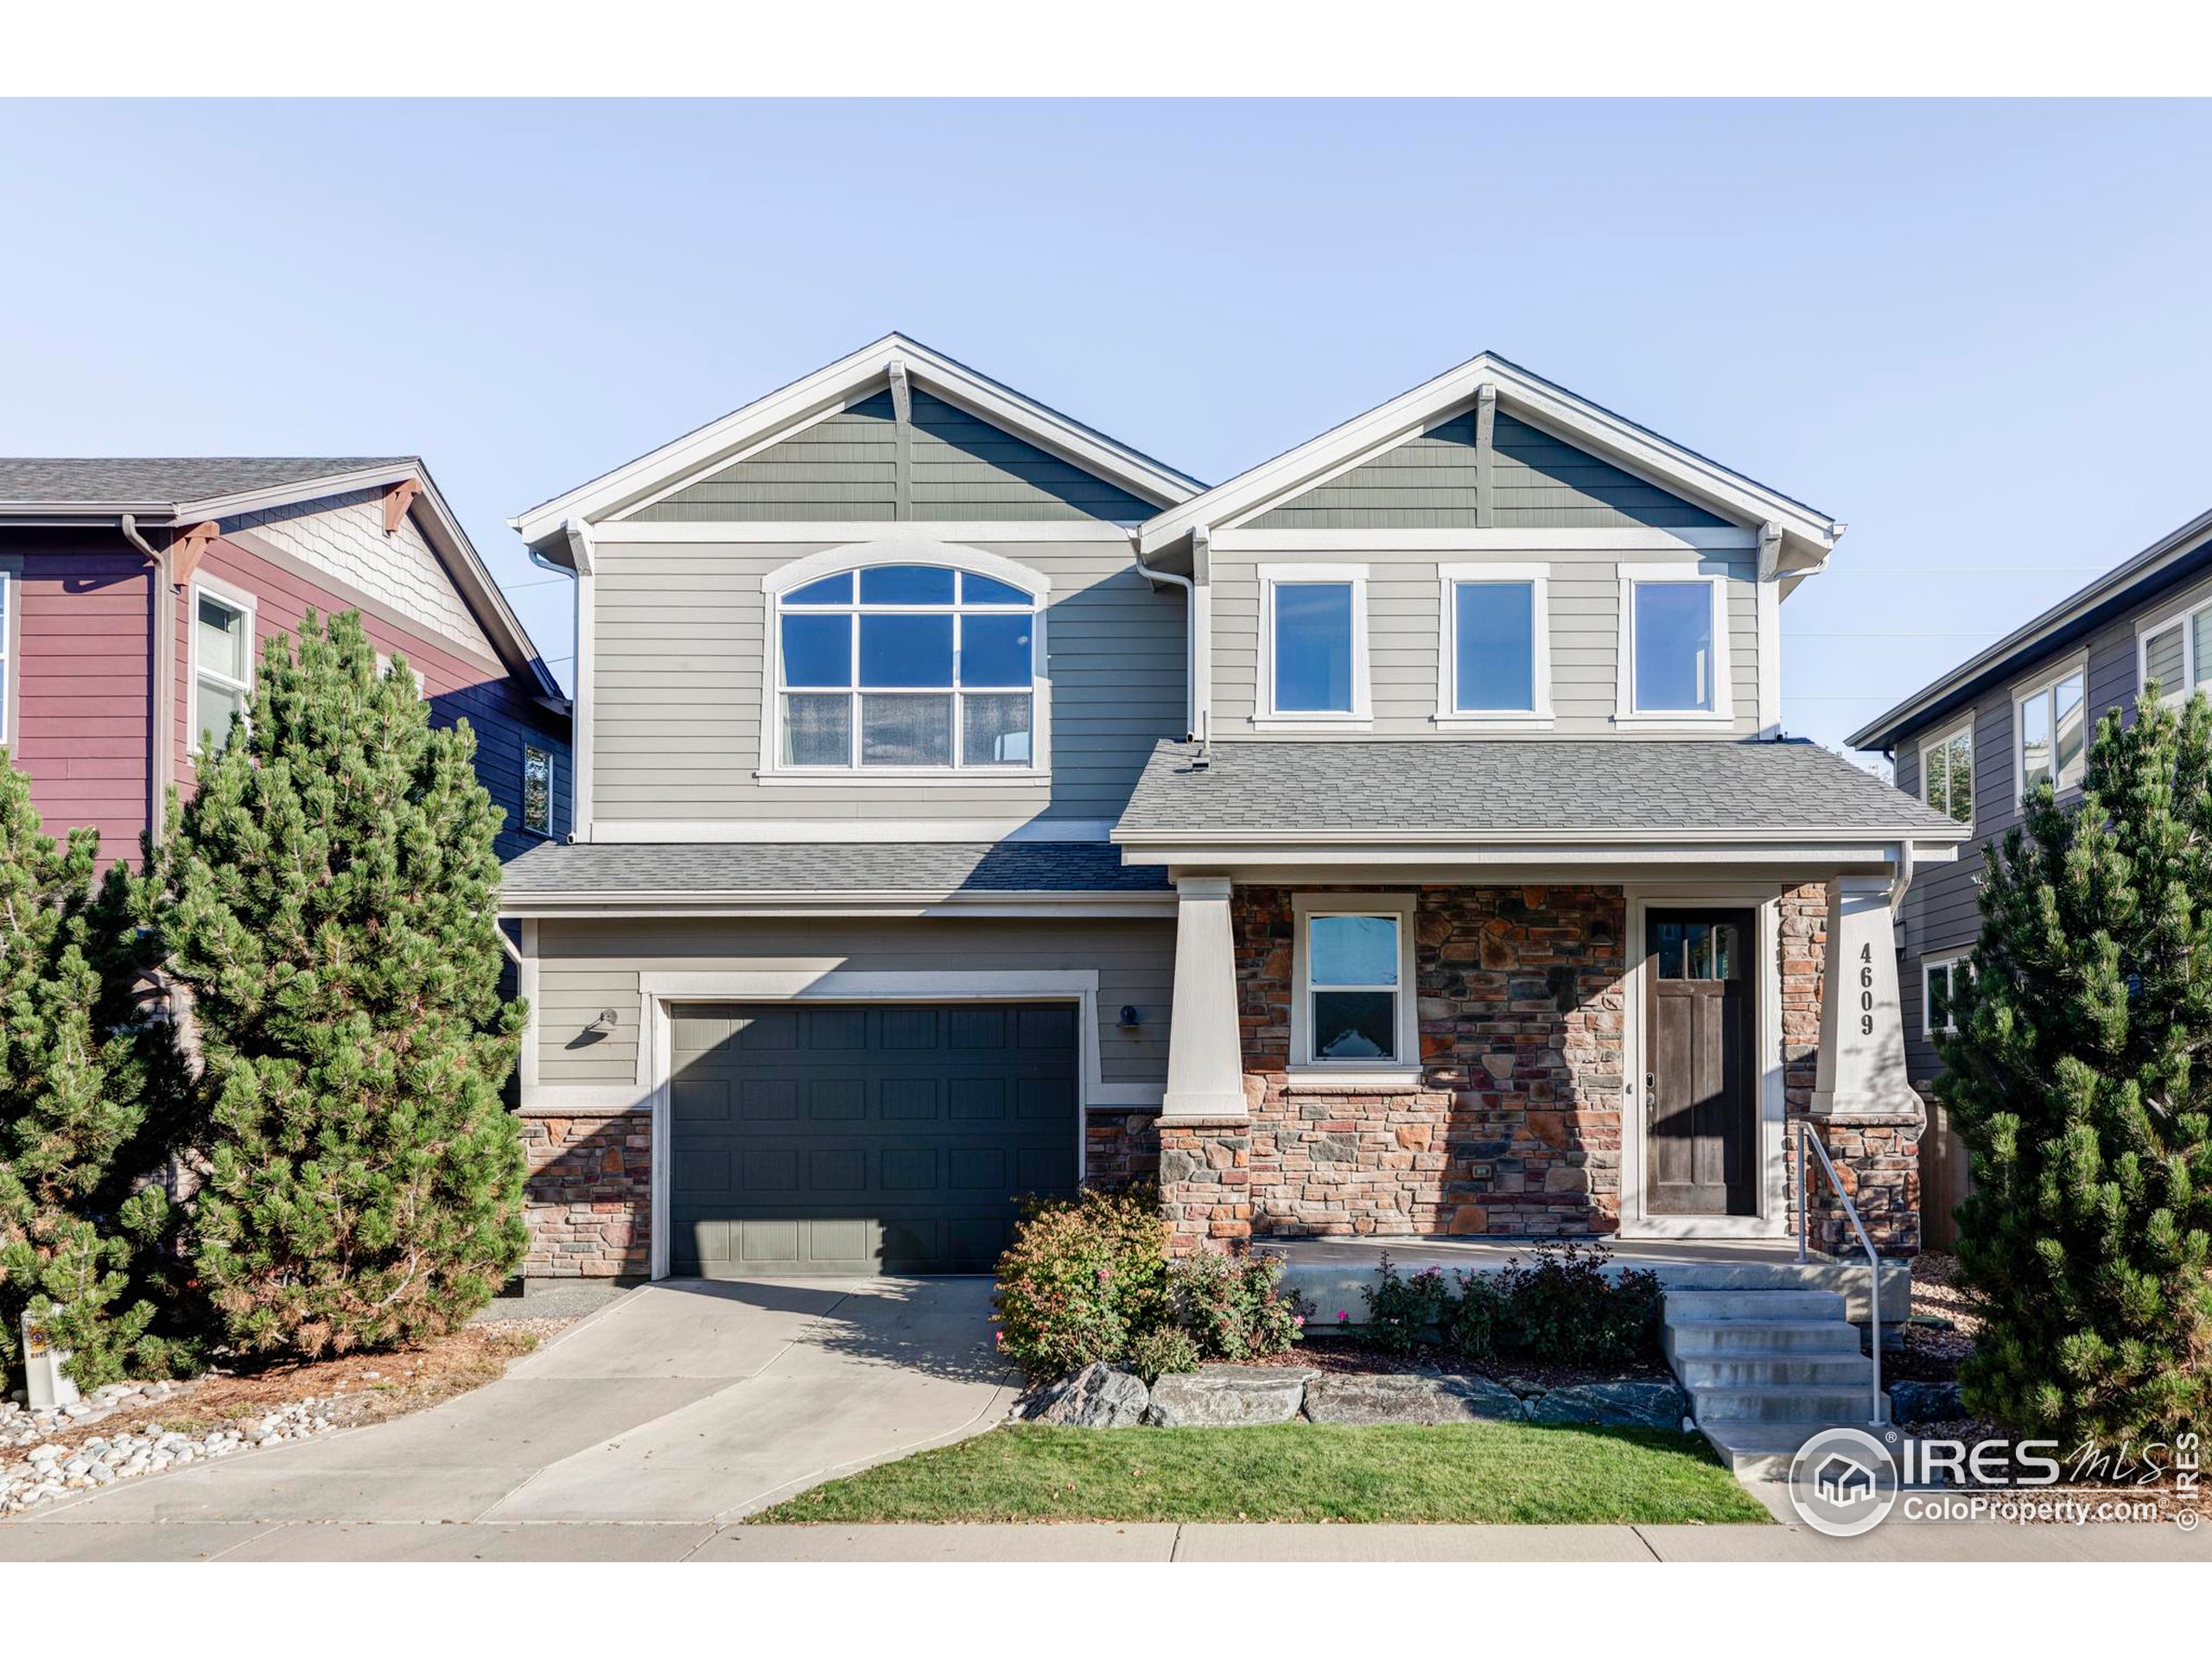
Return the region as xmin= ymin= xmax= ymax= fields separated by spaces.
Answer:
xmin=1118 ymin=1005 xmax=1141 ymax=1029
xmin=585 ymin=1009 xmax=619 ymax=1037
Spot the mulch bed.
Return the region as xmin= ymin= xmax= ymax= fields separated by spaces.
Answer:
xmin=1242 ymin=1338 xmax=1671 ymax=1390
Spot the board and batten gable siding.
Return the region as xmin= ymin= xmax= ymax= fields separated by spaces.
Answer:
xmin=590 ymin=537 xmax=1185 ymax=826
xmin=1208 ymin=548 xmax=1762 ymax=737
xmin=531 ymin=915 xmax=1176 ymax=1093
xmin=629 ymin=391 xmax=1156 ymax=525
xmin=1249 ymin=410 xmax=1733 ymax=531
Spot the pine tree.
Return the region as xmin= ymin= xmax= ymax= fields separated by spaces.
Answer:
xmin=1938 ymin=686 xmax=2212 ymax=1443
xmin=163 ymin=610 xmax=528 ymax=1357
xmin=0 ymin=753 xmax=196 ymax=1389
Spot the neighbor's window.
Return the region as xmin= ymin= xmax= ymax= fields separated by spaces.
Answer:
xmin=1306 ymin=911 xmax=1402 ymax=1063
xmin=1630 ymin=578 xmax=1719 ymax=714
xmin=2141 ymin=603 xmax=2212 ymax=704
xmin=2016 ymin=667 xmax=2086 ymax=797
xmin=1924 ymin=957 xmax=1972 ymax=1038
xmin=1450 ymin=578 xmax=1539 ymax=714
xmin=1920 ymin=723 xmax=1974 ymax=826
xmin=522 ymin=745 xmax=553 ymax=837
xmin=1269 ymin=576 xmax=1358 ymax=715
xmin=192 ymin=588 xmax=253 ymax=755
xmin=776 ymin=565 xmax=1037 ymax=770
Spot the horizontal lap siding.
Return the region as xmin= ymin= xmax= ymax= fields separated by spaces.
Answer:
xmin=632 ymin=396 xmax=899 ymax=522
xmin=909 ymin=392 xmax=1153 ymax=523
xmin=533 ymin=915 xmax=1176 ymax=1090
xmin=590 ymin=540 xmax=1185 ymax=823
xmin=1210 ymin=551 xmax=1760 ymax=737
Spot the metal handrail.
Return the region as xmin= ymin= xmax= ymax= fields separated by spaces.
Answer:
xmin=1796 ymin=1117 xmax=1885 ymax=1427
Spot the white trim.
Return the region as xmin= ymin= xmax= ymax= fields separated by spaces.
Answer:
xmin=1755 ymin=565 xmax=1782 ymax=739
xmin=499 ymin=895 xmax=1179 ymax=921
xmin=591 ymin=519 xmax=1135 ymax=545
xmin=592 ymin=816 xmax=1118 ymax=843
xmin=518 ymin=1083 xmax=652 ymax=1116
xmin=757 ymin=543 xmax=1052 ymax=783
xmin=2135 ymin=597 xmax=2209 ymax=707
xmin=513 ymin=334 xmax=1198 ymax=545
xmin=1288 ymin=892 xmax=1419 ymax=1073
xmin=186 ymin=576 xmax=257 ymax=758
xmin=1139 ymin=354 xmax=1836 ymax=563
xmin=2011 ymin=652 xmax=2090 ymax=806
xmin=1916 ymin=715 xmax=1976 ymax=831
xmin=1619 ymin=886 xmax=1789 ymax=1241
xmin=1257 ymin=562 xmax=1370 ymax=727
xmin=1434 ymin=561 xmax=1551 ymax=725
xmin=1616 ymin=570 xmax=1734 ymax=724
xmin=1211 ymin=526 xmax=1759 ymax=553
xmin=516 ymin=920 xmax=541 ymax=1092
xmin=0 ymin=569 xmax=12 ymax=747
xmin=1922 ymin=951 xmax=1971 ymax=1039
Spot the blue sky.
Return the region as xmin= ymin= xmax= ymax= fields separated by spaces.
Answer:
xmin=4 ymin=98 xmax=2209 ymax=757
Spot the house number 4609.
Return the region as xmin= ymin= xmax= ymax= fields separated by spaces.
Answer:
xmin=1859 ymin=943 xmax=1875 ymax=1036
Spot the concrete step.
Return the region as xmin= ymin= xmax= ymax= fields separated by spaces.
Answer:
xmin=1662 ymin=1288 xmax=1847 ymax=1323
xmin=1698 ymin=1421 xmax=1828 ymax=1481
xmin=1689 ymin=1382 xmax=1889 ymax=1424
xmin=1675 ymin=1354 xmax=1875 ymax=1389
xmin=1664 ymin=1319 xmax=1864 ymax=1358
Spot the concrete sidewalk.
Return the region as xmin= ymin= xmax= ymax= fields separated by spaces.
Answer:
xmin=0 ymin=1519 xmax=2203 ymax=1562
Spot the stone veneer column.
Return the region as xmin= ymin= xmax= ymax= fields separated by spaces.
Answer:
xmin=1159 ymin=875 xmax=1253 ymax=1252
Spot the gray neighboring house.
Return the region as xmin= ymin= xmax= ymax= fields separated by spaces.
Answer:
xmin=1851 ymin=506 xmax=2212 ymax=1084
xmin=502 ymin=334 xmax=1963 ymax=1283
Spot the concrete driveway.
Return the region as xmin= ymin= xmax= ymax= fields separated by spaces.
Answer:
xmin=5 ymin=1277 xmax=1014 ymax=1535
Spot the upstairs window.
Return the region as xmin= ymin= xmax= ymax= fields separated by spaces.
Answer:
xmin=191 ymin=586 xmax=254 ymax=756
xmin=1441 ymin=565 xmax=1548 ymax=720
xmin=1924 ymin=955 xmax=1972 ymax=1038
xmin=2016 ymin=665 xmax=2086 ymax=798
xmin=2140 ymin=601 xmax=2212 ymax=705
xmin=1627 ymin=575 xmax=1727 ymax=715
xmin=1261 ymin=564 xmax=1369 ymax=721
xmin=521 ymin=745 xmax=553 ymax=837
xmin=1920 ymin=721 xmax=1974 ymax=826
xmin=773 ymin=563 xmax=1039 ymax=771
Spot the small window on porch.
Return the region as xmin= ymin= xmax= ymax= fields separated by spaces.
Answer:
xmin=1924 ymin=956 xmax=1971 ymax=1038
xmin=1292 ymin=893 xmax=1418 ymax=1076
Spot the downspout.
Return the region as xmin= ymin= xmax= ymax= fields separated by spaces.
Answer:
xmin=1128 ymin=526 xmax=1209 ymax=747
xmin=119 ymin=513 xmax=172 ymax=845
xmin=1890 ymin=837 xmax=1916 ymax=913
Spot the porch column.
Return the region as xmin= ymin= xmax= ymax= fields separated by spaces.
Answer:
xmin=1162 ymin=875 xmax=1249 ymax=1121
xmin=1811 ymin=874 xmax=1923 ymax=1120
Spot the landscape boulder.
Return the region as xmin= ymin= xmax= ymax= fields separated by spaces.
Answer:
xmin=1020 ymin=1363 xmax=1150 ymax=1428
xmin=1521 ymin=1379 xmax=1686 ymax=1430
xmin=1886 ymin=1380 xmax=1966 ymax=1424
xmin=1301 ymin=1372 xmax=1524 ymax=1426
xmin=1145 ymin=1364 xmax=1311 ymax=1427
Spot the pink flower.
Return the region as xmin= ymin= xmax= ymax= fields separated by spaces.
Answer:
xmin=1337 ymin=1310 xmax=1351 ymax=1324
xmin=1294 ymin=1314 xmax=1306 ymax=1328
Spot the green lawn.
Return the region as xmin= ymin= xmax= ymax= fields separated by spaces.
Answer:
xmin=756 ymin=1421 xmax=1770 ymax=1525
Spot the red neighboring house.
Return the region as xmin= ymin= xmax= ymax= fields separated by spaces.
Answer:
xmin=0 ymin=458 xmax=570 ymax=864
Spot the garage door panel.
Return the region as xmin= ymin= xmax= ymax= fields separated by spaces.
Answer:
xmin=668 ymin=1000 xmax=1082 ymax=1277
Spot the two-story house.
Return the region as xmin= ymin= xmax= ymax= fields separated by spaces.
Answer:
xmin=0 ymin=458 xmax=572 ymax=865
xmin=1851 ymin=505 xmax=2212 ymax=1150
xmin=503 ymin=336 xmax=1966 ymax=1285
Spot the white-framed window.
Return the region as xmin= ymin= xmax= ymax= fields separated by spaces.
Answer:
xmin=2137 ymin=600 xmax=2212 ymax=706
xmin=1436 ymin=563 xmax=1550 ymax=725
xmin=0 ymin=570 xmax=12 ymax=746
xmin=188 ymin=581 xmax=256 ymax=758
xmin=1919 ymin=718 xmax=1974 ymax=828
xmin=1923 ymin=954 xmax=1972 ymax=1038
xmin=1289 ymin=891 xmax=1418 ymax=1078
xmin=2014 ymin=661 xmax=2087 ymax=801
xmin=1618 ymin=570 xmax=1732 ymax=722
xmin=766 ymin=556 xmax=1046 ymax=774
xmin=374 ymin=652 xmax=428 ymax=697
xmin=521 ymin=744 xmax=553 ymax=837
xmin=1258 ymin=563 xmax=1370 ymax=725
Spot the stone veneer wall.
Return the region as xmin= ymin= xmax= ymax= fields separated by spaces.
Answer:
xmin=1084 ymin=1109 xmax=1161 ymax=1191
xmin=521 ymin=1111 xmax=652 ymax=1278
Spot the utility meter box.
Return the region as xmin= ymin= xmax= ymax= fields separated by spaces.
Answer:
xmin=20 ymin=1314 xmax=80 ymax=1411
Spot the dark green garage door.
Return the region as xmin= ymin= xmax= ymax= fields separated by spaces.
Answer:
xmin=668 ymin=1001 xmax=1080 ymax=1276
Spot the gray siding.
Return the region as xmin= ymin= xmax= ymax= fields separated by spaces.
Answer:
xmin=632 ymin=391 xmax=1154 ymax=524
xmin=1250 ymin=410 xmax=1731 ymax=531
xmin=1209 ymin=550 xmax=1762 ymax=738
xmin=590 ymin=538 xmax=1185 ymax=824
xmin=533 ymin=915 xmax=1175 ymax=1091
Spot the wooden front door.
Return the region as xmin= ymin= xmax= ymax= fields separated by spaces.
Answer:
xmin=1643 ymin=909 xmax=1756 ymax=1216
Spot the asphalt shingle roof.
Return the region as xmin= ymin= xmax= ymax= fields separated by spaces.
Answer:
xmin=1116 ymin=739 xmax=1965 ymax=839
xmin=0 ymin=457 xmax=412 ymax=507
xmin=501 ymin=840 xmax=1168 ymax=897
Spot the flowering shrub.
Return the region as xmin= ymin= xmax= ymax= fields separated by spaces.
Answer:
xmin=1126 ymin=1323 xmax=1201 ymax=1383
xmin=1359 ymin=1253 xmax=1451 ymax=1354
xmin=1442 ymin=1269 xmax=1509 ymax=1363
xmin=1491 ymin=1240 xmax=1663 ymax=1365
xmin=1167 ymin=1245 xmax=1306 ymax=1361
xmin=990 ymin=1185 xmax=1170 ymax=1380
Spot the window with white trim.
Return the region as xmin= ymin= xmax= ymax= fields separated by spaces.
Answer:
xmin=1261 ymin=564 xmax=1369 ymax=721
xmin=521 ymin=745 xmax=553 ymax=837
xmin=1923 ymin=955 xmax=1972 ymax=1038
xmin=2139 ymin=600 xmax=2212 ymax=705
xmin=0 ymin=571 xmax=11 ymax=746
xmin=773 ymin=563 xmax=1039 ymax=771
xmin=374 ymin=652 xmax=428 ymax=698
xmin=190 ymin=587 xmax=254 ymax=756
xmin=1624 ymin=574 xmax=1729 ymax=716
xmin=1291 ymin=893 xmax=1417 ymax=1071
xmin=1440 ymin=564 xmax=1548 ymax=718
xmin=2015 ymin=665 xmax=2087 ymax=798
xmin=1919 ymin=721 xmax=1974 ymax=827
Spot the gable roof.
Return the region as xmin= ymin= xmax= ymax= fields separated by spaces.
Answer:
xmin=1136 ymin=352 xmax=1842 ymax=574
xmin=1848 ymin=505 xmax=2212 ymax=753
xmin=0 ymin=456 xmax=563 ymax=702
xmin=511 ymin=334 xmax=1205 ymax=552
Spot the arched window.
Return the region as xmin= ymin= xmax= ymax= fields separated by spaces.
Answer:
xmin=772 ymin=562 xmax=1042 ymax=772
